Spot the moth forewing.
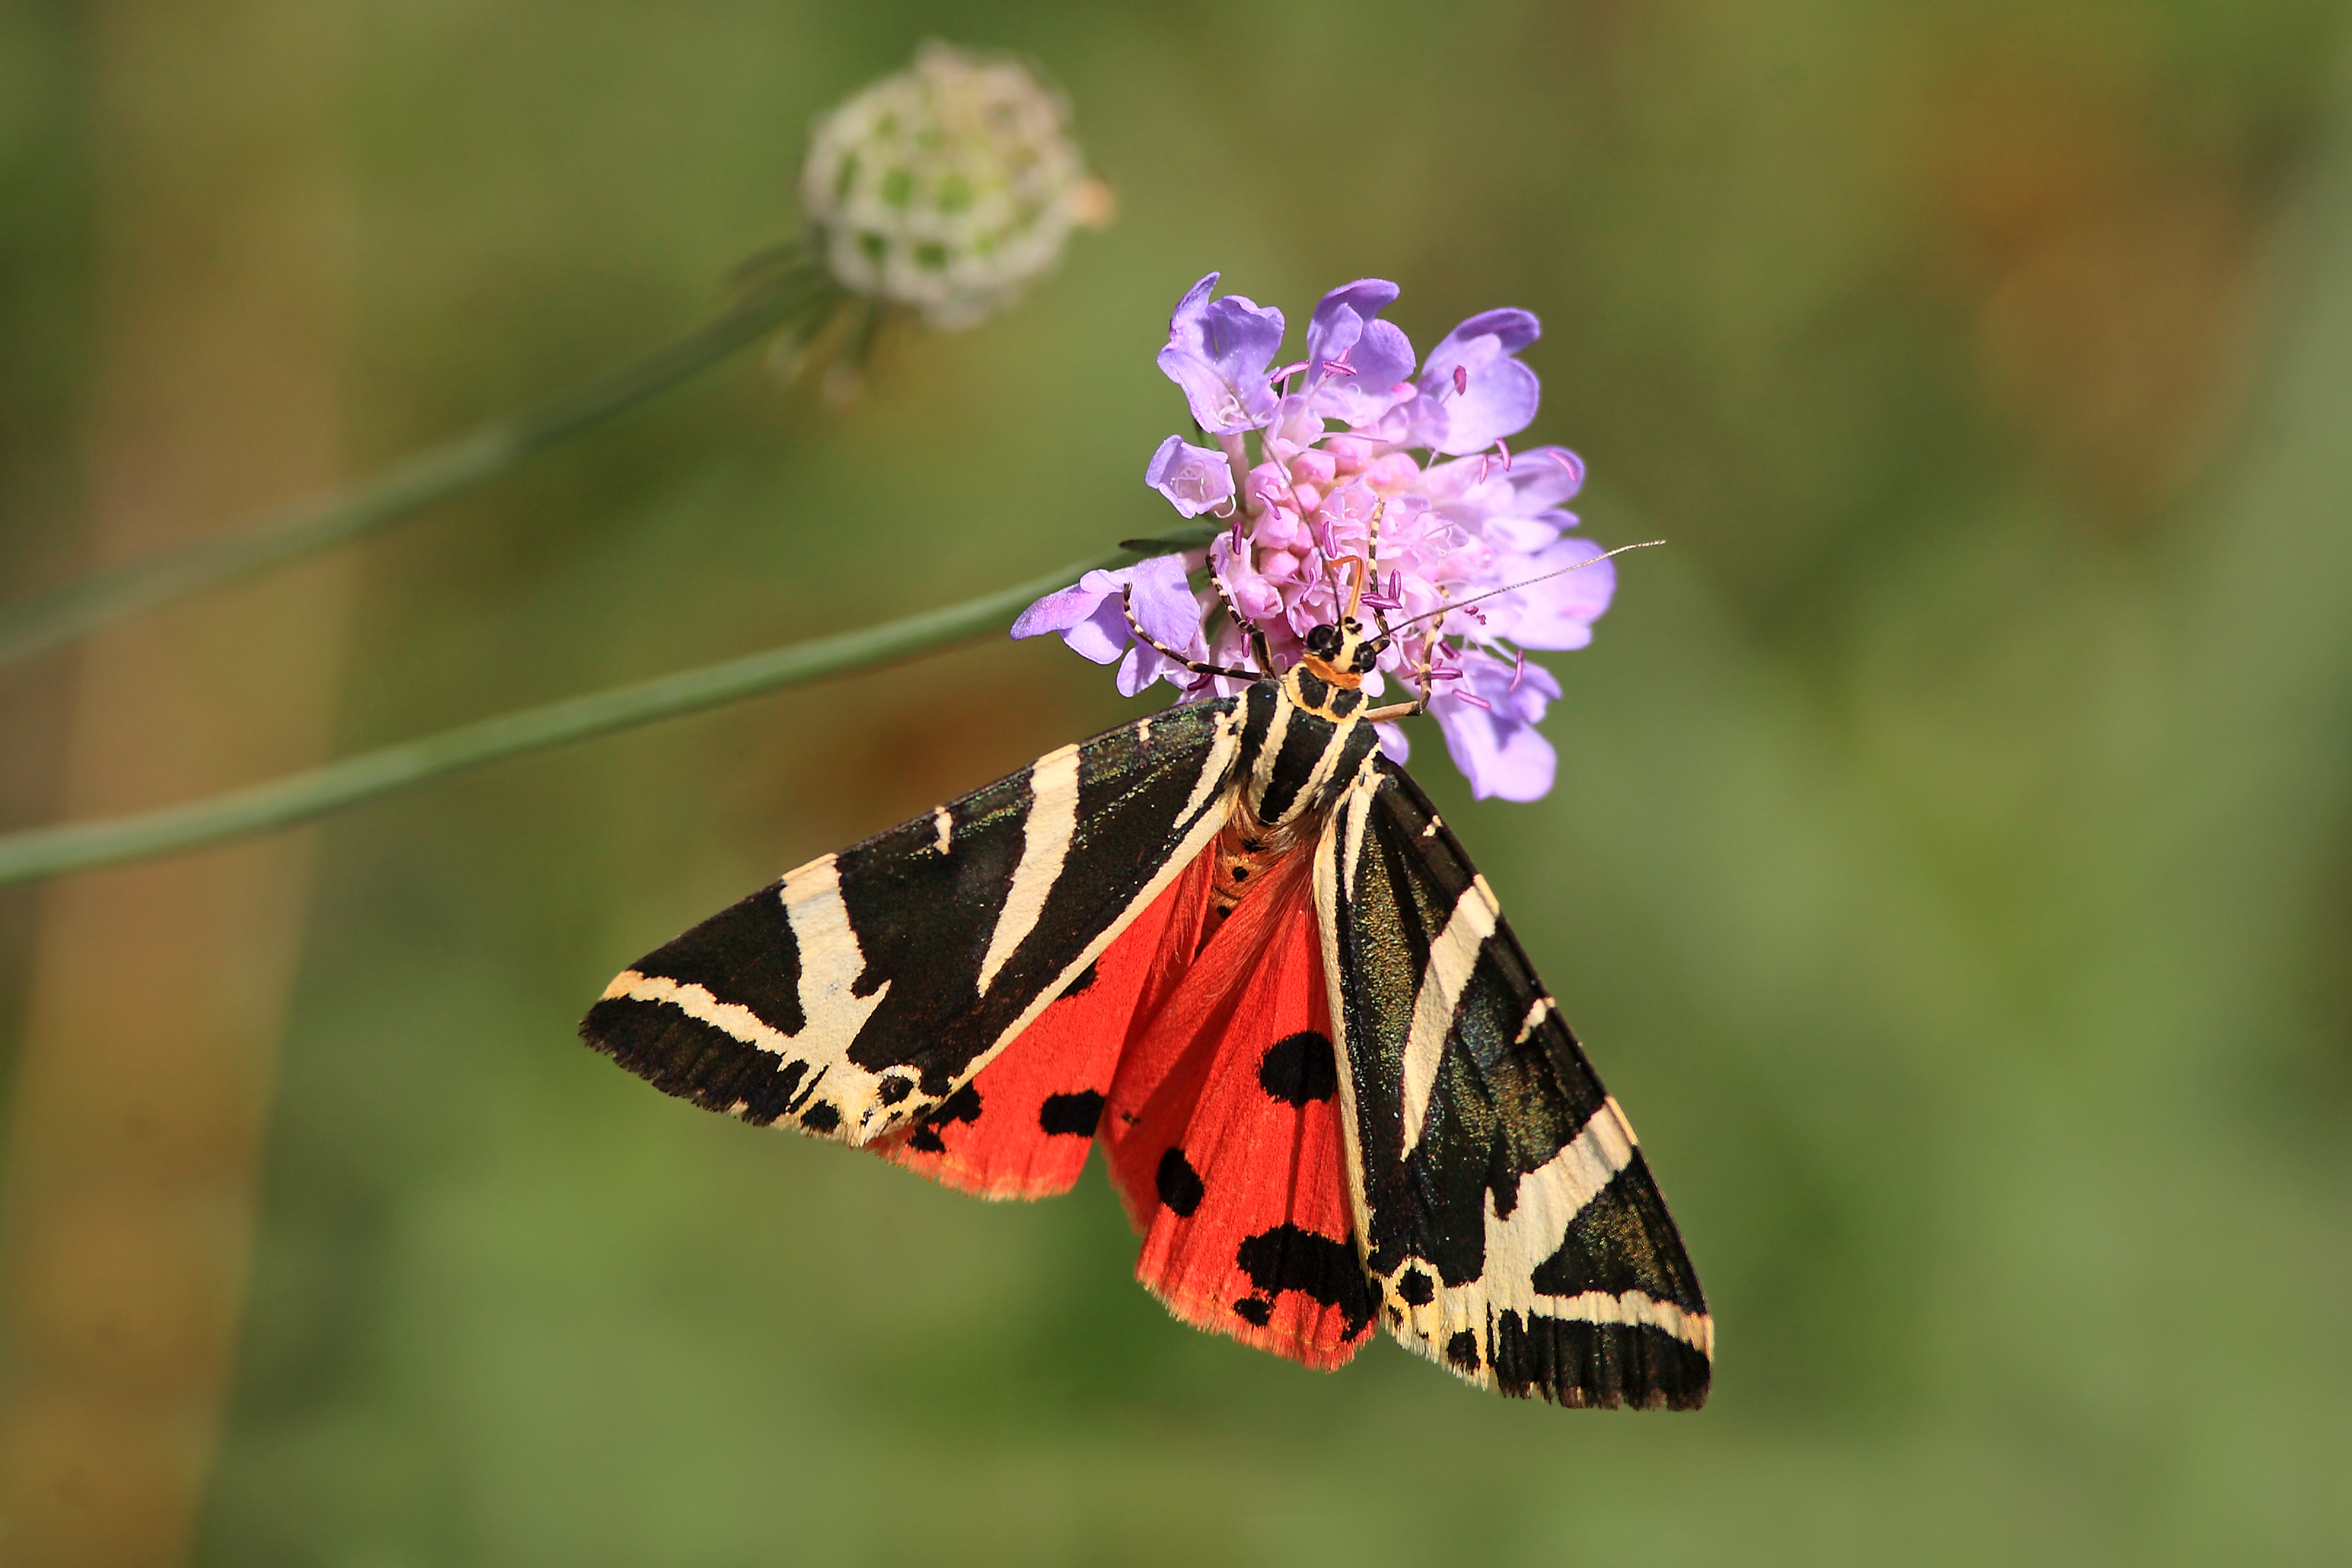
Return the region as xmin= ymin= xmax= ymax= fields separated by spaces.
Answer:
xmin=1312 ymin=759 xmax=1714 ymax=1409
xmin=584 ymin=698 xmax=1245 ymax=1146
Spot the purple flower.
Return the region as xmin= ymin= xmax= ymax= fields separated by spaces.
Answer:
xmin=1144 ymin=435 xmax=1237 ymax=518
xmin=1429 ymin=648 xmax=1560 ymax=802
xmin=1156 ymin=273 xmax=1285 ymax=434
xmin=1019 ymin=272 xmax=1624 ymax=801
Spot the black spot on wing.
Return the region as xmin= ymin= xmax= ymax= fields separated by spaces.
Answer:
xmin=1059 ymin=960 xmax=1099 ymax=997
xmin=1233 ymin=1225 xmax=1375 ymax=1340
xmin=1257 ymin=1031 xmax=1338 ymax=1105
xmin=620 ymin=884 xmax=805 ymax=1038
xmin=1487 ymin=1310 xmax=1710 ymax=1410
xmin=877 ymin=1074 xmax=913 ymax=1106
xmin=1446 ymin=1330 xmax=1481 ymax=1371
xmin=1155 ymin=1148 xmax=1204 ymax=1216
xmin=801 ymin=1101 xmax=841 ymax=1134
xmin=1038 ymin=1090 xmax=1103 ymax=1137
xmin=1529 ymin=1154 xmax=1707 ymax=1312
xmin=1396 ymin=1267 xmax=1435 ymax=1306
xmin=582 ymin=997 xmax=807 ymax=1126
xmin=1233 ymin=1296 xmax=1273 ymax=1326
xmin=902 ymin=1081 xmax=982 ymax=1154
xmin=930 ymin=1083 xmax=982 ymax=1128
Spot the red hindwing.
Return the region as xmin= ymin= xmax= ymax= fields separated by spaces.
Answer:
xmin=874 ymin=844 xmax=1372 ymax=1369
xmin=1099 ymin=850 xmax=1371 ymax=1368
xmin=873 ymin=853 xmax=1196 ymax=1200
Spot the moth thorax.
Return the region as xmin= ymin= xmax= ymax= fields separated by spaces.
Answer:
xmin=1202 ymin=793 xmax=1313 ymax=951
xmin=1279 ymin=665 xmax=1368 ymax=724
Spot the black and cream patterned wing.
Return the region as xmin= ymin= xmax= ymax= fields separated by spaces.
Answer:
xmin=584 ymin=698 xmax=1246 ymax=1145
xmin=1314 ymin=760 xmax=1713 ymax=1409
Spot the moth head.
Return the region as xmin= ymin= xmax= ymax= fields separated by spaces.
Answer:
xmin=1299 ymin=618 xmax=1380 ymax=687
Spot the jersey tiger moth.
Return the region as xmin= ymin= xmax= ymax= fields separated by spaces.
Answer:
xmin=582 ymin=556 xmax=1711 ymax=1409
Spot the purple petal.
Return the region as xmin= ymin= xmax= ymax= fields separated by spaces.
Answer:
xmin=1306 ymin=279 xmax=1401 ymax=366
xmin=1010 ymin=569 xmax=1132 ymax=665
xmin=1375 ymin=722 xmax=1411 ymax=764
xmin=1145 ymin=435 xmax=1237 ymax=517
xmin=1125 ymin=552 xmax=1207 ymax=656
xmin=1477 ymin=512 xmax=1567 ymax=554
xmin=1484 ymin=538 xmax=1616 ymax=649
xmin=1413 ymin=309 xmax=1543 ymax=456
xmin=1500 ymin=446 xmax=1585 ymax=512
xmin=1010 ymin=569 xmax=1111 ymax=639
xmin=1430 ymin=649 xmax=1559 ymax=801
xmin=1422 ymin=308 xmax=1540 ymax=371
xmin=1010 ymin=556 xmax=1206 ymax=685
xmin=1417 ymin=353 xmax=1540 ymax=456
xmin=1304 ymin=279 xmax=1417 ymax=428
xmin=1158 ymin=272 xmax=1285 ymax=434
xmin=1117 ymin=641 xmax=1178 ymax=697
xmin=1433 ymin=705 xmax=1557 ymax=801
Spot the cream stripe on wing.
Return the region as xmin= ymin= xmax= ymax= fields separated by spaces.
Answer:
xmin=1316 ymin=773 xmax=1378 ymax=1247
xmin=1173 ymin=707 xmax=1243 ymax=825
xmin=781 ymin=853 xmax=891 ymax=1050
xmin=599 ymin=969 xmax=792 ymax=1053
xmin=1540 ymin=1289 xmax=1715 ymax=1358
xmin=1520 ymin=1093 xmax=1638 ymax=1224
xmin=975 ymin=745 xmax=1080 ymax=996
xmin=1398 ymin=875 xmax=1501 ymax=1157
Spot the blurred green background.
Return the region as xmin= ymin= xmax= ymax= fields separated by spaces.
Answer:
xmin=5 ymin=1 xmax=2351 ymax=1563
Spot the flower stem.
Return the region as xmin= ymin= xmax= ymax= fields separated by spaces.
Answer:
xmin=0 ymin=545 xmax=1166 ymax=888
xmin=0 ymin=252 xmax=843 ymax=669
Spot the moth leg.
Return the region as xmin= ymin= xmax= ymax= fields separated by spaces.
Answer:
xmin=1123 ymin=585 xmax=1259 ymax=681
xmin=1361 ymin=607 xmax=1443 ymax=723
xmin=1205 ymin=568 xmax=1277 ymax=676
xmin=1407 ymin=609 xmax=1443 ymax=706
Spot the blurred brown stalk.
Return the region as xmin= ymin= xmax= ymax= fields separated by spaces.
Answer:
xmin=0 ymin=3 xmax=352 ymax=1563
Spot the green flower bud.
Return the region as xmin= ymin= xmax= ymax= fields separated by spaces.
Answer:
xmin=801 ymin=42 xmax=1113 ymax=331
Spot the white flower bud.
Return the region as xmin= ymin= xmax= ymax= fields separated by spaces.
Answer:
xmin=801 ymin=42 xmax=1112 ymax=330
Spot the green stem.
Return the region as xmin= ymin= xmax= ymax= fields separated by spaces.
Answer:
xmin=0 ymin=256 xmax=842 ymax=669
xmin=0 ymin=545 xmax=1160 ymax=887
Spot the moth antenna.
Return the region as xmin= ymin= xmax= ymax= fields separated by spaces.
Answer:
xmin=1384 ymin=540 xmax=1662 ymax=637
xmin=1121 ymin=585 xmax=1259 ymax=682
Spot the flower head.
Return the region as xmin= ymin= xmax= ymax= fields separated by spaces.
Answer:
xmin=801 ymin=42 xmax=1113 ymax=329
xmin=1018 ymin=274 xmax=1618 ymax=801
